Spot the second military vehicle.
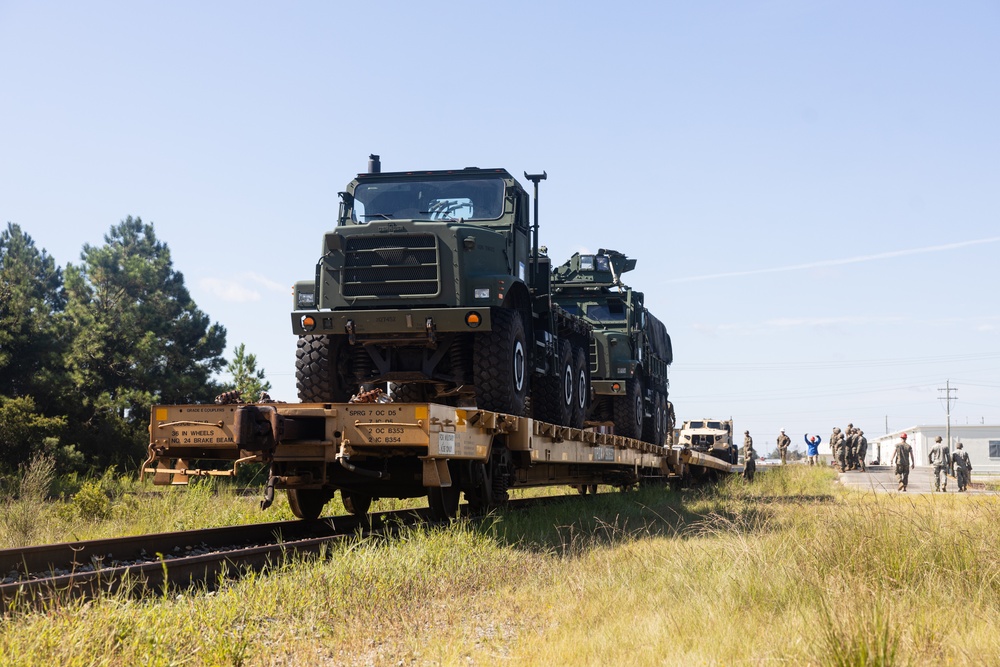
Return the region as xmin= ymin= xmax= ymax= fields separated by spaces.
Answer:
xmin=290 ymin=156 xmax=592 ymax=428
xmin=551 ymin=250 xmax=673 ymax=444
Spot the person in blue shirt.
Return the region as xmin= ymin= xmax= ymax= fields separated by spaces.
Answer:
xmin=804 ymin=433 xmax=821 ymax=466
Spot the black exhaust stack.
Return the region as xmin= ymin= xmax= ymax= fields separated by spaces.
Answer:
xmin=523 ymin=171 xmax=547 ymax=292
xmin=368 ymin=154 xmax=381 ymax=174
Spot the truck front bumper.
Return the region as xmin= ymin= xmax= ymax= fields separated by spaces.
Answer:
xmin=291 ymin=307 xmax=493 ymax=340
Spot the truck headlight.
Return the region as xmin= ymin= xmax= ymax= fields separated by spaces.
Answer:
xmin=474 ymin=288 xmax=490 ymax=299
xmin=297 ymin=292 xmax=315 ymax=308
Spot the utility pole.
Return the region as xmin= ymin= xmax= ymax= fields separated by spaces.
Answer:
xmin=938 ymin=380 xmax=958 ymax=447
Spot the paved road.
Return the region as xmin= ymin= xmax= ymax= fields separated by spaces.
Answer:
xmin=835 ymin=465 xmax=992 ymax=494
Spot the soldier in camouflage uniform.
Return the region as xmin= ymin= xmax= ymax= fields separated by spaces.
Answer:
xmin=952 ymin=442 xmax=972 ymax=492
xmin=928 ymin=436 xmax=952 ymax=492
xmin=890 ymin=433 xmax=915 ymax=491
xmin=847 ymin=425 xmax=860 ymax=470
xmin=742 ymin=431 xmax=756 ymax=482
xmin=856 ymin=429 xmax=868 ymax=472
xmin=777 ymin=429 xmax=791 ymax=465
xmin=830 ymin=427 xmax=844 ymax=472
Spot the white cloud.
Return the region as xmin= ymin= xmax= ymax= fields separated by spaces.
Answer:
xmin=668 ymin=236 xmax=1000 ymax=284
xmin=199 ymin=277 xmax=261 ymax=303
xmin=198 ymin=272 xmax=288 ymax=304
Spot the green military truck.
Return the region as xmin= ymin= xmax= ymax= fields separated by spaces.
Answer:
xmin=290 ymin=156 xmax=591 ymax=427
xmin=551 ymin=250 xmax=673 ymax=444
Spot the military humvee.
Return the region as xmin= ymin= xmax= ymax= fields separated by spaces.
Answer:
xmin=678 ymin=418 xmax=737 ymax=464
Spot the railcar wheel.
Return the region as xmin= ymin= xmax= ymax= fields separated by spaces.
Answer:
xmin=612 ymin=377 xmax=644 ymax=440
xmin=474 ymin=309 xmax=528 ymax=416
xmin=287 ymin=489 xmax=330 ymax=520
xmin=342 ymin=491 xmax=372 ymax=516
xmin=296 ymin=335 xmax=352 ymax=403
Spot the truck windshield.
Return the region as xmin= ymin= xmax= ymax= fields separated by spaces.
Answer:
xmin=352 ymin=177 xmax=505 ymax=222
xmin=584 ymin=302 xmax=626 ymax=323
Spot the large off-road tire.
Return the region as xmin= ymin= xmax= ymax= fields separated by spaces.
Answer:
xmin=643 ymin=389 xmax=660 ymax=444
xmin=474 ymin=309 xmax=528 ymax=416
xmin=296 ymin=335 xmax=352 ymax=403
xmin=658 ymin=394 xmax=670 ymax=446
xmin=613 ymin=376 xmax=644 ymax=440
xmin=532 ymin=340 xmax=574 ymax=426
xmin=389 ymin=382 xmax=431 ymax=403
xmin=570 ymin=345 xmax=589 ymax=429
xmin=286 ymin=489 xmax=331 ymax=520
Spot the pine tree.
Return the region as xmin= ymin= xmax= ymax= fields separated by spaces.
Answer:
xmin=225 ymin=343 xmax=272 ymax=402
xmin=0 ymin=223 xmax=66 ymax=401
xmin=62 ymin=216 xmax=227 ymax=465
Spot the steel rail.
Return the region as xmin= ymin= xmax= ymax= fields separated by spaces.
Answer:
xmin=0 ymin=508 xmax=432 ymax=609
xmin=0 ymin=491 xmax=636 ymax=610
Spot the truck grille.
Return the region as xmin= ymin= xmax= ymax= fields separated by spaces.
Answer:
xmin=343 ymin=235 xmax=440 ymax=298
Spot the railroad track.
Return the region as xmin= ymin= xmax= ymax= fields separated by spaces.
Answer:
xmin=0 ymin=507 xmax=432 ymax=610
xmin=0 ymin=494 xmax=591 ymax=610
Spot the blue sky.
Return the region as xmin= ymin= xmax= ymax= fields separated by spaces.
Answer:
xmin=2 ymin=1 xmax=998 ymax=451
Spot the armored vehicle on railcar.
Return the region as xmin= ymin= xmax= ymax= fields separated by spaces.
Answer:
xmin=551 ymin=249 xmax=673 ymax=444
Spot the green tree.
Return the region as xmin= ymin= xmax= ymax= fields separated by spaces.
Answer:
xmin=0 ymin=223 xmax=66 ymax=401
xmin=224 ymin=343 xmax=272 ymax=401
xmin=62 ymin=216 xmax=227 ymax=465
xmin=0 ymin=396 xmax=67 ymax=473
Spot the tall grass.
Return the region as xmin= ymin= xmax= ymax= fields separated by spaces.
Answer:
xmin=0 ymin=454 xmax=56 ymax=548
xmin=1 ymin=465 xmax=998 ymax=665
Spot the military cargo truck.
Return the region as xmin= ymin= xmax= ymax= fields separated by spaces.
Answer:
xmin=551 ymin=250 xmax=673 ymax=444
xmin=677 ymin=418 xmax=737 ymax=464
xmin=291 ymin=156 xmax=592 ymax=428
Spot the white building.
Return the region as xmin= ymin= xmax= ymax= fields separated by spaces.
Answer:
xmin=867 ymin=425 xmax=1000 ymax=473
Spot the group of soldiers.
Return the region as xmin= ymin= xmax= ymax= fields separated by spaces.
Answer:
xmin=829 ymin=423 xmax=868 ymax=473
xmin=890 ymin=434 xmax=973 ymax=492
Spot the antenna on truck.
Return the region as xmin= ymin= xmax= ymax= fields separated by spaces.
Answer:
xmin=523 ymin=171 xmax=547 ymax=292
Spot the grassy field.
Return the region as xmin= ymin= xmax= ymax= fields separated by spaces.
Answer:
xmin=1 ymin=465 xmax=999 ymax=666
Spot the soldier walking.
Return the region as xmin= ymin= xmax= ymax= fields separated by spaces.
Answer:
xmin=890 ymin=433 xmax=915 ymax=491
xmin=743 ymin=430 xmax=756 ymax=482
xmin=856 ymin=429 xmax=868 ymax=472
xmin=953 ymin=442 xmax=972 ymax=492
xmin=928 ymin=436 xmax=952 ymax=492
xmin=777 ymin=429 xmax=791 ymax=465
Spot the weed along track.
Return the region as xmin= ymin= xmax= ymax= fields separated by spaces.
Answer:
xmin=0 ymin=495 xmax=589 ymax=610
xmin=0 ymin=509 xmax=433 ymax=609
